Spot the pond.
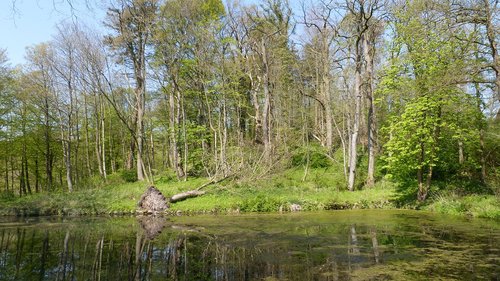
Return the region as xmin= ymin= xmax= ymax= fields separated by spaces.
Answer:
xmin=0 ymin=210 xmax=498 ymax=280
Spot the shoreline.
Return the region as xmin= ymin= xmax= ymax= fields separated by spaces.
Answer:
xmin=1 ymin=172 xmax=498 ymax=220
xmin=1 ymin=194 xmax=497 ymax=220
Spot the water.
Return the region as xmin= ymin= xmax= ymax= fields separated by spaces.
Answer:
xmin=0 ymin=210 xmax=498 ymax=280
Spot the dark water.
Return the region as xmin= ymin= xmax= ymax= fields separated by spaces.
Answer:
xmin=0 ymin=210 xmax=498 ymax=281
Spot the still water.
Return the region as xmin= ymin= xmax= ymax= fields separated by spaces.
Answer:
xmin=0 ymin=210 xmax=498 ymax=280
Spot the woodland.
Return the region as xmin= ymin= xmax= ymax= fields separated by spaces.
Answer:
xmin=0 ymin=0 xmax=499 ymax=215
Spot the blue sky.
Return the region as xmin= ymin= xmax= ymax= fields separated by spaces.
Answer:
xmin=0 ymin=0 xmax=304 ymax=66
xmin=0 ymin=0 xmax=104 ymax=66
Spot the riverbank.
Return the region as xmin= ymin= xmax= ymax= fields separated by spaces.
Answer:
xmin=0 ymin=168 xmax=498 ymax=219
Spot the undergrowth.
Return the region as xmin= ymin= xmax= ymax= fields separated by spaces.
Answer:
xmin=0 ymin=164 xmax=497 ymax=220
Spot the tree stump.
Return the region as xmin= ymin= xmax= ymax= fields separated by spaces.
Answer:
xmin=137 ymin=186 xmax=169 ymax=213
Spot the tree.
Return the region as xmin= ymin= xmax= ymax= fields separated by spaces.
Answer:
xmin=343 ymin=0 xmax=383 ymax=191
xmin=25 ymin=44 xmax=56 ymax=192
xmin=105 ymin=0 xmax=158 ymax=182
xmin=301 ymin=0 xmax=339 ymax=152
xmin=448 ymin=0 xmax=500 ymax=119
xmin=382 ymin=0 xmax=481 ymax=201
xmin=244 ymin=0 xmax=294 ymax=161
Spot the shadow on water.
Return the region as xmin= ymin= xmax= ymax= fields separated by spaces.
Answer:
xmin=0 ymin=210 xmax=498 ymax=280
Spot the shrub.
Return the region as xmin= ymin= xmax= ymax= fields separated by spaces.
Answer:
xmin=120 ymin=169 xmax=137 ymax=182
xmin=291 ymin=145 xmax=330 ymax=168
xmin=239 ymin=195 xmax=285 ymax=212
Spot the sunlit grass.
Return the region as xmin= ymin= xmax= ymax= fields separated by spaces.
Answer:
xmin=0 ymin=166 xmax=498 ymax=219
xmin=424 ymin=194 xmax=500 ymax=220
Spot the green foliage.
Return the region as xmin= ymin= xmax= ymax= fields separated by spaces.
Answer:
xmin=425 ymin=194 xmax=500 ymax=220
xmin=291 ymin=145 xmax=331 ymax=168
xmin=183 ymin=123 xmax=211 ymax=176
xmin=383 ymin=95 xmax=442 ymax=180
xmin=120 ymin=169 xmax=138 ymax=183
xmin=200 ymin=0 xmax=225 ymax=20
xmin=379 ymin=2 xmax=485 ymax=201
xmin=240 ymin=195 xmax=285 ymax=212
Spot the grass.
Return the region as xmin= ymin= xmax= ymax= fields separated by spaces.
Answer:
xmin=0 ymin=166 xmax=395 ymax=216
xmin=423 ymin=193 xmax=500 ymax=220
xmin=0 ymin=165 xmax=498 ymax=220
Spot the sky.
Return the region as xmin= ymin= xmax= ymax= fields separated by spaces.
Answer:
xmin=0 ymin=0 xmax=304 ymax=67
xmin=0 ymin=0 xmax=104 ymax=66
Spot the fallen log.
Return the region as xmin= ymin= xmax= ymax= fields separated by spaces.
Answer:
xmin=137 ymin=186 xmax=205 ymax=212
xmin=170 ymin=190 xmax=206 ymax=203
xmin=137 ymin=175 xmax=234 ymax=213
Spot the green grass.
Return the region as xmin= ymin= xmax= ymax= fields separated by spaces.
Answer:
xmin=0 ymin=165 xmax=498 ymax=220
xmin=0 ymin=166 xmax=395 ymax=216
xmin=424 ymin=194 xmax=500 ymax=220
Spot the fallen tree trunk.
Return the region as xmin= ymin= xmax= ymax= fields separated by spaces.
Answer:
xmin=170 ymin=190 xmax=206 ymax=203
xmin=138 ymin=175 xmax=234 ymax=213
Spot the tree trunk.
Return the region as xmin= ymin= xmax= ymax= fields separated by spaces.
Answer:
xmin=136 ymin=79 xmax=145 ymax=181
xmin=170 ymin=190 xmax=206 ymax=203
xmin=64 ymin=140 xmax=73 ymax=193
xmin=95 ymin=93 xmax=104 ymax=177
xmin=126 ymin=138 xmax=136 ymax=170
xmin=169 ymin=88 xmax=184 ymax=180
xmin=21 ymin=109 xmax=31 ymax=194
xmin=35 ymin=157 xmax=39 ymax=193
xmin=74 ymin=95 xmax=80 ymax=185
xmin=458 ymin=140 xmax=464 ymax=165
xmin=250 ymin=73 xmax=263 ymax=145
xmin=23 ymin=153 xmax=31 ymax=195
xmin=83 ymin=94 xmax=92 ymax=177
xmin=261 ymin=39 xmax=272 ymax=160
xmin=483 ymin=0 xmax=500 ymax=119
xmin=5 ymin=158 xmax=8 ymax=192
xmin=58 ymin=105 xmax=73 ymax=193
xmin=101 ymin=101 xmax=107 ymax=180
xmin=417 ymin=143 xmax=425 ymax=202
xmin=364 ymin=33 xmax=377 ymax=187
xmin=322 ymin=34 xmax=333 ymax=150
xmin=181 ymin=93 xmax=188 ymax=181
xmin=474 ymin=61 xmax=487 ymax=182
xmin=221 ymin=99 xmax=228 ymax=176
xmin=20 ymin=160 xmax=26 ymax=197
xmin=44 ymin=95 xmax=53 ymax=191
xmin=348 ymin=38 xmax=363 ymax=192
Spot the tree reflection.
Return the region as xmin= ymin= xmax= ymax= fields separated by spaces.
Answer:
xmin=0 ymin=214 xmax=497 ymax=280
xmin=371 ymin=227 xmax=380 ymax=264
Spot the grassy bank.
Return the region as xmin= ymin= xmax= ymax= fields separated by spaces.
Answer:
xmin=423 ymin=194 xmax=500 ymax=220
xmin=0 ymin=167 xmax=498 ymax=219
xmin=0 ymin=167 xmax=394 ymax=216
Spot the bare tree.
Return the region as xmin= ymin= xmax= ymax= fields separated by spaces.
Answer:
xmin=105 ymin=0 xmax=158 ymax=181
xmin=343 ymin=0 xmax=382 ymax=191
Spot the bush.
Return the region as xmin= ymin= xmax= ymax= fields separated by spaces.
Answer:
xmin=291 ymin=145 xmax=330 ymax=168
xmin=0 ymin=191 xmax=16 ymax=201
xmin=120 ymin=169 xmax=137 ymax=182
xmin=239 ymin=195 xmax=285 ymax=212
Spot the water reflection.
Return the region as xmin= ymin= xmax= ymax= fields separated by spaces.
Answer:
xmin=137 ymin=216 xmax=166 ymax=240
xmin=0 ymin=211 xmax=498 ymax=280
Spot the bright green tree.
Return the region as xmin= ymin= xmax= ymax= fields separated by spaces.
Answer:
xmin=381 ymin=2 xmax=482 ymax=201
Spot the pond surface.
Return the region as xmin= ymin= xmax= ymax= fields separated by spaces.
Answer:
xmin=0 ymin=210 xmax=498 ymax=280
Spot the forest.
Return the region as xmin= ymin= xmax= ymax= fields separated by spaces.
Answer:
xmin=0 ymin=0 xmax=499 ymax=216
